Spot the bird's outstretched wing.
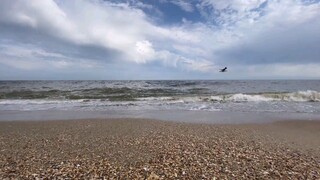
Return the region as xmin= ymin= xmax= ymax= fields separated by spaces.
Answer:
xmin=219 ymin=67 xmax=227 ymax=72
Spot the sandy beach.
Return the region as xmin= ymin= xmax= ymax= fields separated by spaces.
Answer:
xmin=0 ymin=118 xmax=319 ymax=179
xmin=2 ymin=0 xmax=320 ymax=178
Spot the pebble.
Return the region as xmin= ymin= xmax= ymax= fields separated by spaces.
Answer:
xmin=0 ymin=119 xmax=319 ymax=179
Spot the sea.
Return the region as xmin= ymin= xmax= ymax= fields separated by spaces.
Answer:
xmin=1 ymin=80 xmax=320 ymax=123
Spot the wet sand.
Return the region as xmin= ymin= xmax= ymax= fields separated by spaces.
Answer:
xmin=0 ymin=119 xmax=319 ymax=179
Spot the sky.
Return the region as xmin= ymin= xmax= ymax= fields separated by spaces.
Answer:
xmin=0 ymin=0 xmax=319 ymax=80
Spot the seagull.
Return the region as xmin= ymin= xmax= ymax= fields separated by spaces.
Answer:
xmin=219 ymin=67 xmax=227 ymax=72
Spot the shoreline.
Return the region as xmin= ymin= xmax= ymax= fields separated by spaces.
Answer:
xmin=1 ymin=109 xmax=320 ymax=124
xmin=1 ymin=118 xmax=319 ymax=179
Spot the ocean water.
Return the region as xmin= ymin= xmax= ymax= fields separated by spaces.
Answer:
xmin=1 ymin=80 xmax=320 ymax=115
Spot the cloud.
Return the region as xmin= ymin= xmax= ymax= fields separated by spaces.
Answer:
xmin=196 ymin=0 xmax=320 ymax=65
xmin=134 ymin=40 xmax=156 ymax=63
xmin=0 ymin=0 xmax=319 ymax=79
xmin=0 ymin=0 xmax=156 ymax=63
xmin=0 ymin=44 xmax=99 ymax=70
xmin=0 ymin=44 xmax=65 ymax=59
xmin=170 ymin=0 xmax=195 ymax=12
xmin=197 ymin=0 xmax=266 ymax=26
xmin=0 ymin=0 xmax=209 ymax=67
xmin=244 ymin=63 xmax=320 ymax=79
xmin=155 ymin=50 xmax=215 ymax=72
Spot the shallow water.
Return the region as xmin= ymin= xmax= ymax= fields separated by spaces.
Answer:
xmin=1 ymin=109 xmax=319 ymax=124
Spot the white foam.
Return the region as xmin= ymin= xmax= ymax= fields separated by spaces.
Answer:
xmin=227 ymin=94 xmax=275 ymax=102
xmin=189 ymin=105 xmax=220 ymax=111
xmin=134 ymin=90 xmax=320 ymax=103
xmin=0 ymin=99 xmax=84 ymax=105
xmin=208 ymin=90 xmax=320 ymax=102
xmin=286 ymin=90 xmax=320 ymax=102
xmin=136 ymin=97 xmax=176 ymax=101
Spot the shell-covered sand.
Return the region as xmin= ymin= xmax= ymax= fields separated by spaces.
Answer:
xmin=0 ymin=119 xmax=319 ymax=179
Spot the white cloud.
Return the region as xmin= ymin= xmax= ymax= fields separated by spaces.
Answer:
xmin=0 ymin=0 xmax=212 ymax=70
xmin=0 ymin=44 xmax=100 ymax=70
xmin=181 ymin=59 xmax=215 ymax=72
xmin=198 ymin=0 xmax=264 ymax=27
xmin=0 ymin=0 xmax=319 ymax=79
xmin=0 ymin=0 xmax=156 ymax=63
xmin=246 ymin=64 xmax=320 ymax=78
xmin=134 ymin=40 xmax=156 ymax=63
xmin=155 ymin=50 xmax=216 ymax=72
xmin=195 ymin=0 xmax=320 ymax=65
xmin=201 ymin=0 xmax=264 ymax=11
xmin=171 ymin=0 xmax=194 ymax=12
xmin=0 ymin=44 xmax=66 ymax=59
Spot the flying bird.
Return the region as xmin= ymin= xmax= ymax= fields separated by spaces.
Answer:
xmin=219 ymin=67 xmax=227 ymax=72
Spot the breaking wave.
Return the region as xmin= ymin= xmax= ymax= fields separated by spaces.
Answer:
xmin=207 ymin=90 xmax=320 ymax=102
xmin=0 ymin=89 xmax=319 ymax=103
